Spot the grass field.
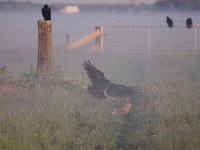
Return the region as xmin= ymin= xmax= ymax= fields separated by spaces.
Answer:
xmin=0 ymin=53 xmax=200 ymax=150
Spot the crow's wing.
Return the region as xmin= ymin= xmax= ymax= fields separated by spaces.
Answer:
xmin=107 ymin=83 xmax=141 ymax=97
xmin=88 ymin=85 xmax=106 ymax=99
xmin=82 ymin=60 xmax=109 ymax=85
xmin=83 ymin=60 xmax=142 ymax=99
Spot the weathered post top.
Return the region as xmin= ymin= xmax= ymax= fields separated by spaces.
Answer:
xmin=37 ymin=20 xmax=52 ymax=78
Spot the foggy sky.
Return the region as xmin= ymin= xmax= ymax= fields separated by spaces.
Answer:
xmin=2 ymin=0 xmax=158 ymax=4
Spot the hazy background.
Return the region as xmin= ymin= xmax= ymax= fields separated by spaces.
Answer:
xmin=1 ymin=2 xmax=200 ymax=149
xmin=0 ymin=0 xmax=200 ymax=73
xmin=0 ymin=0 xmax=157 ymax=4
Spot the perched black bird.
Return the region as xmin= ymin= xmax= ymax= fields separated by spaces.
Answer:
xmin=82 ymin=60 xmax=141 ymax=99
xmin=42 ymin=4 xmax=51 ymax=20
xmin=166 ymin=16 xmax=173 ymax=28
xmin=186 ymin=17 xmax=193 ymax=29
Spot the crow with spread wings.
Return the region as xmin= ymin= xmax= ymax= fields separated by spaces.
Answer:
xmin=82 ymin=60 xmax=141 ymax=100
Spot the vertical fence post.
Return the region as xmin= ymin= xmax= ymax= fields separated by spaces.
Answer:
xmin=65 ymin=34 xmax=70 ymax=45
xmin=100 ymin=26 xmax=104 ymax=52
xmin=194 ymin=27 xmax=197 ymax=54
xmin=95 ymin=26 xmax=104 ymax=52
xmin=148 ymin=27 xmax=151 ymax=55
xmin=37 ymin=20 xmax=52 ymax=78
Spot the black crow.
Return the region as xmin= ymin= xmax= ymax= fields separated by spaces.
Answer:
xmin=166 ymin=16 xmax=173 ymax=28
xmin=42 ymin=4 xmax=51 ymax=20
xmin=82 ymin=60 xmax=141 ymax=99
xmin=186 ymin=17 xmax=193 ymax=29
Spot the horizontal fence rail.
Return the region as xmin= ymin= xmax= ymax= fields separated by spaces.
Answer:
xmin=66 ymin=26 xmax=102 ymax=51
xmin=66 ymin=25 xmax=200 ymax=54
xmin=102 ymin=25 xmax=200 ymax=54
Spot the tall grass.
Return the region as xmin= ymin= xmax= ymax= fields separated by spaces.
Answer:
xmin=0 ymin=54 xmax=200 ymax=150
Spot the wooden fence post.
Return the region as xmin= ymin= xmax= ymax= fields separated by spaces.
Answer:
xmin=148 ymin=27 xmax=151 ymax=56
xmin=194 ymin=27 xmax=197 ymax=54
xmin=65 ymin=34 xmax=70 ymax=45
xmin=37 ymin=20 xmax=52 ymax=78
xmin=95 ymin=26 xmax=104 ymax=52
xmin=66 ymin=26 xmax=102 ymax=50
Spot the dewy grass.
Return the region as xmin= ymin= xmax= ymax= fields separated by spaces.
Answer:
xmin=0 ymin=54 xmax=200 ymax=149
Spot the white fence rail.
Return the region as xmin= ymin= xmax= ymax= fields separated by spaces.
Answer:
xmin=102 ymin=25 xmax=200 ymax=54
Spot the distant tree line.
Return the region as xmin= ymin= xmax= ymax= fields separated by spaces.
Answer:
xmin=155 ymin=0 xmax=200 ymax=10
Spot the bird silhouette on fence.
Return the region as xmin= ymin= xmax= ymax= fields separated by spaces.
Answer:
xmin=82 ymin=60 xmax=141 ymax=114
xmin=186 ymin=17 xmax=193 ymax=29
xmin=42 ymin=4 xmax=51 ymax=20
xmin=166 ymin=16 xmax=173 ymax=28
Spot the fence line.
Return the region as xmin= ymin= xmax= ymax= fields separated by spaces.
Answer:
xmin=66 ymin=25 xmax=200 ymax=54
xmin=102 ymin=26 xmax=200 ymax=54
xmin=66 ymin=26 xmax=103 ymax=51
